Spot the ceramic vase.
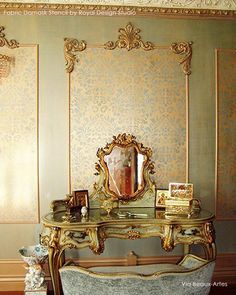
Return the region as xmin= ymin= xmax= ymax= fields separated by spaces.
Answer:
xmin=19 ymin=244 xmax=48 ymax=292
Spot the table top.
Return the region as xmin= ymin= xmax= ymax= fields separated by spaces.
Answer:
xmin=42 ymin=208 xmax=214 ymax=228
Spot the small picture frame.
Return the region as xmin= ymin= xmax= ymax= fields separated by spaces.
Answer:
xmin=155 ymin=189 xmax=169 ymax=208
xmin=73 ymin=190 xmax=89 ymax=208
xmin=169 ymin=183 xmax=193 ymax=200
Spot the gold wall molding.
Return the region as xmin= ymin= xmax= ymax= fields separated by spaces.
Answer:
xmin=104 ymin=22 xmax=154 ymax=51
xmin=66 ymin=23 xmax=190 ymax=192
xmin=65 ymin=23 xmax=190 ymax=188
xmin=171 ymin=42 xmax=193 ymax=75
xmin=0 ymin=3 xmax=235 ymax=19
xmin=64 ymin=22 xmax=193 ymax=76
xmin=64 ymin=37 xmax=87 ymax=73
xmin=1 ymin=253 xmax=236 ymax=291
xmin=68 ymin=42 xmax=189 ymax=193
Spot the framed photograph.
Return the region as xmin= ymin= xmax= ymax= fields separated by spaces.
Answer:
xmin=73 ymin=190 xmax=89 ymax=208
xmin=155 ymin=189 xmax=169 ymax=208
xmin=169 ymin=183 xmax=193 ymax=200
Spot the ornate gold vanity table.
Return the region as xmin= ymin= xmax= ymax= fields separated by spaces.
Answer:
xmin=41 ymin=134 xmax=216 ymax=295
xmin=42 ymin=208 xmax=216 ymax=295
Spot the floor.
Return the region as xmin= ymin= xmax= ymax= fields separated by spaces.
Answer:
xmin=210 ymin=284 xmax=236 ymax=294
xmin=1 ymin=286 xmax=236 ymax=294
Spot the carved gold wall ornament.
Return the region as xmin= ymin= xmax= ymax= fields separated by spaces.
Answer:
xmin=64 ymin=37 xmax=87 ymax=73
xmin=171 ymin=42 xmax=193 ymax=75
xmin=0 ymin=26 xmax=19 ymax=49
xmin=104 ymin=23 xmax=155 ymax=51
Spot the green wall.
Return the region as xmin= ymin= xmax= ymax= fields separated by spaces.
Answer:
xmin=0 ymin=15 xmax=236 ymax=259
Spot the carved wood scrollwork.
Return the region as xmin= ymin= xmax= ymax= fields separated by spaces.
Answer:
xmin=161 ymin=225 xmax=174 ymax=252
xmin=61 ymin=230 xmax=88 ymax=250
xmin=204 ymin=221 xmax=216 ymax=244
xmin=87 ymin=227 xmax=107 ymax=255
xmin=0 ymin=26 xmax=19 ymax=49
xmin=64 ymin=37 xmax=87 ymax=73
xmin=127 ymin=230 xmax=141 ymax=240
xmin=104 ymin=22 xmax=155 ymax=51
xmin=171 ymin=41 xmax=193 ymax=75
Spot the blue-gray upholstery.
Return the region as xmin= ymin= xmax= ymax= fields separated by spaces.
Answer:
xmin=59 ymin=254 xmax=215 ymax=295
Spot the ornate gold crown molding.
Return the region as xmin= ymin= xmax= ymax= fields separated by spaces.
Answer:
xmin=104 ymin=23 xmax=154 ymax=51
xmin=1 ymin=1 xmax=236 ymax=11
xmin=171 ymin=42 xmax=193 ymax=75
xmin=64 ymin=38 xmax=87 ymax=73
xmin=0 ymin=3 xmax=235 ymax=19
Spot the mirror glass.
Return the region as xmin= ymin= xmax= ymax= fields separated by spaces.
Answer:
xmin=104 ymin=146 xmax=145 ymax=197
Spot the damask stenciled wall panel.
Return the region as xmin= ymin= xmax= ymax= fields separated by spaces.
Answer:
xmin=216 ymin=49 xmax=236 ymax=220
xmin=67 ymin=24 xmax=191 ymax=202
xmin=0 ymin=27 xmax=39 ymax=223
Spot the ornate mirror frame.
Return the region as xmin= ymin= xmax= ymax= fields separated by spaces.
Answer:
xmin=92 ymin=133 xmax=156 ymax=209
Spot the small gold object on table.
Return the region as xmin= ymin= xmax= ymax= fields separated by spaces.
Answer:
xmin=165 ymin=183 xmax=200 ymax=216
xmin=101 ymin=198 xmax=119 ymax=215
xmin=155 ymin=189 xmax=170 ymax=209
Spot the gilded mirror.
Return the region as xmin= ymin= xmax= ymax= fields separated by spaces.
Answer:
xmin=92 ymin=133 xmax=156 ymax=206
xmin=105 ymin=146 xmax=145 ymax=198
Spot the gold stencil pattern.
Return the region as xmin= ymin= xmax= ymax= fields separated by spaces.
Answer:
xmin=0 ymin=54 xmax=15 ymax=81
xmin=70 ymin=48 xmax=187 ymax=201
xmin=216 ymin=49 xmax=236 ymax=220
xmin=0 ymin=46 xmax=38 ymax=223
xmin=0 ymin=26 xmax=19 ymax=82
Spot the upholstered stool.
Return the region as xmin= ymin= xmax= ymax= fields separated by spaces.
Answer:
xmin=59 ymin=254 xmax=215 ymax=295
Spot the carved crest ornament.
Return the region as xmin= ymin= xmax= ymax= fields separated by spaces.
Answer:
xmin=103 ymin=23 xmax=155 ymax=51
xmin=64 ymin=22 xmax=193 ymax=75
xmin=0 ymin=26 xmax=19 ymax=81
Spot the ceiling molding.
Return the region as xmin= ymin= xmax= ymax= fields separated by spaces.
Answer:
xmin=0 ymin=1 xmax=235 ymax=19
xmin=1 ymin=0 xmax=236 ymax=10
